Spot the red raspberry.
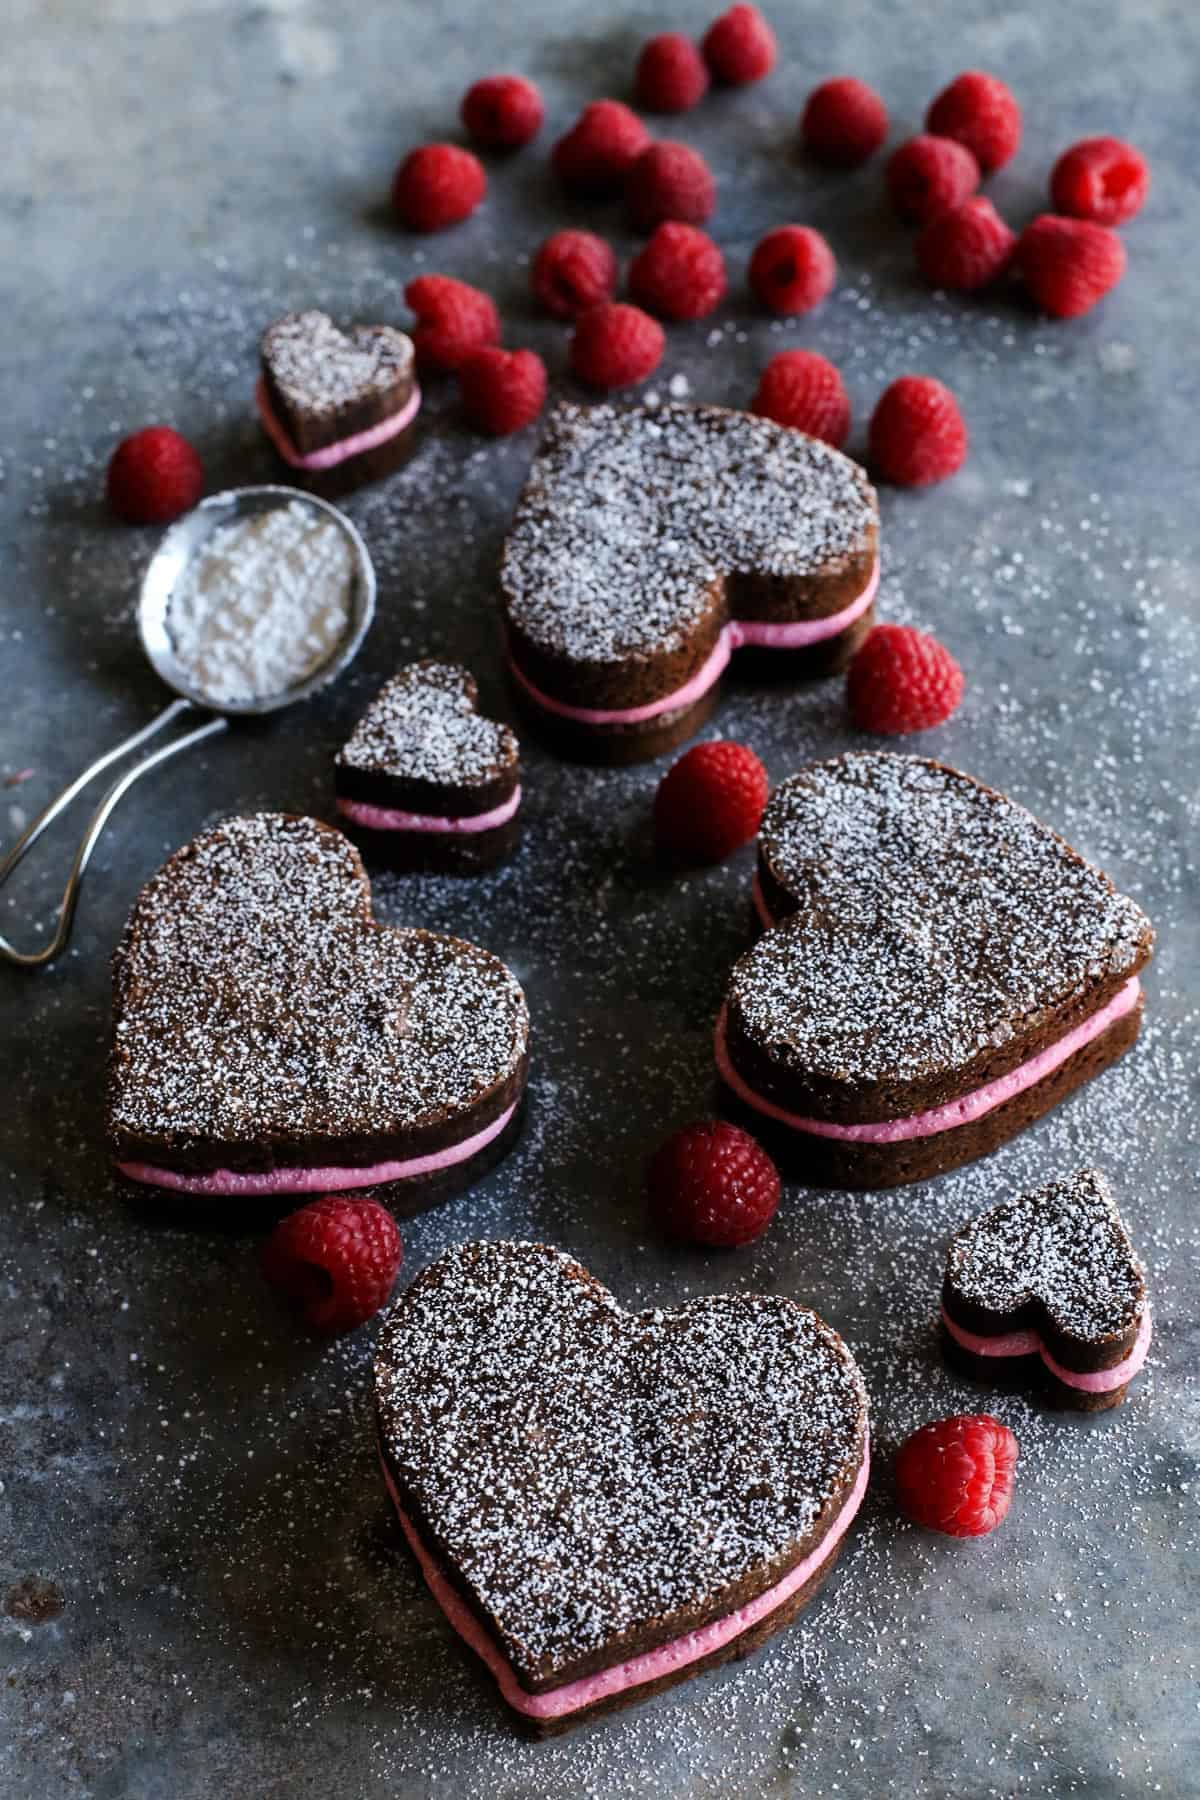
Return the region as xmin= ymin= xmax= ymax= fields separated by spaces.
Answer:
xmin=261 ymin=1195 xmax=402 ymax=1335
xmin=627 ymin=141 xmax=716 ymax=231
xmin=801 ymin=77 xmax=889 ymax=167
xmin=458 ymin=347 xmax=547 ymax=436
xmin=404 ymin=274 xmax=499 ymax=372
xmin=1050 ymin=136 xmax=1149 ymax=228
xmin=570 ymin=303 xmax=665 ymax=390
xmin=629 ymin=222 xmax=726 ymax=321
xmin=847 ymin=624 xmax=964 ymax=735
xmin=531 ymin=230 xmax=618 ymax=319
xmin=868 ymin=375 xmax=967 ymax=486
xmin=654 ymin=738 xmax=768 ymax=863
xmin=553 ymin=100 xmax=652 ymax=199
xmin=106 ymin=426 xmax=203 ymax=525
xmin=895 ymin=1414 xmax=1019 ymax=1537
xmin=392 ymin=144 xmax=486 ymax=231
xmin=701 ymin=4 xmax=777 ymax=86
xmin=751 ymin=350 xmax=850 ymax=448
xmin=1016 ymin=214 xmax=1127 ymax=319
xmin=926 ymin=71 xmax=1021 ymax=173
xmin=460 ymin=74 xmax=544 ymax=150
xmin=916 ymin=196 xmax=1016 ymax=292
xmin=886 ymin=134 xmax=980 ymax=225
xmin=636 ymin=33 xmax=710 ymax=113
xmin=649 ymin=1120 xmax=780 ymax=1248
xmin=748 ymin=224 xmax=835 ymax=316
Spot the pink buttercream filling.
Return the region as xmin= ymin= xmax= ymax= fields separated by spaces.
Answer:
xmin=942 ymin=1305 xmax=1152 ymax=1393
xmin=255 ymin=377 xmax=421 ymax=471
xmin=116 ymin=1098 xmax=516 ymax=1196
xmin=508 ymin=560 xmax=879 ymax=728
xmin=382 ymin=1438 xmax=869 ymax=1721
xmin=335 ymin=786 xmax=521 ymax=835
xmin=715 ymin=977 xmax=1142 ymax=1145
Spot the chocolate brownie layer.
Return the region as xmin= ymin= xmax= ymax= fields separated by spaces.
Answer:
xmin=335 ymin=662 xmax=519 ymax=819
xmin=511 ymin=677 xmax=720 ymax=765
xmin=340 ymin=814 xmax=521 ymax=876
xmin=283 ymin=424 xmax=419 ymax=500
xmin=260 ymin=311 xmax=416 ymax=455
xmin=940 ymin=1333 xmax=1132 ymax=1414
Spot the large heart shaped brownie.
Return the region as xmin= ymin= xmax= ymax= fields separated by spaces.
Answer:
xmin=375 ymin=1240 xmax=868 ymax=1732
xmin=257 ymin=309 xmax=420 ymax=489
xmin=108 ymin=814 xmax=528 ymax=1212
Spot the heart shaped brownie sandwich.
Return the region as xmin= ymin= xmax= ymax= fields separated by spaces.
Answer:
xmin=374 ymin=1240 xmax=869 ymax=1734
xmin=108 ymin=814 xmax=528 ymax=1213
xmin=501 ymin=401 xmax=880 ymax=764
xmin=257 ymin=310 xmax=421 ymax=495
xmin=334 ymin=662 xmax=521 ymax=873
xmin=716 ymin=753 xmax=1153 ymax=1188
xmin=941 ymin=1168 xmax=1151 ymax=1412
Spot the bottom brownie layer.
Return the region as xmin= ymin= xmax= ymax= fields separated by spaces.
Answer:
xmin=340 ymin=813 xmax=520 ymax=874
xmin=267 ymin=420 xmax=419 ymax=499
xmin=512 ymin=682 xmax=720 ymax=766
xmin=940 ymin=1331 xmax=1131 ymax=1414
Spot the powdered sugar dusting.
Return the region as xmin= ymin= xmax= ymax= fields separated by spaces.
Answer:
xmin=261 ymin=310 xmax=413 ymax=419
xmin=337 ymin=661 xmax=518 ymax=789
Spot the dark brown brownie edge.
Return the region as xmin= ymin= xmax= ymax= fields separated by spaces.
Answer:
xmin=337 ymin=811 xmax=520 ymax=875
xmin=940 ymin=1330 xmax=1132 ymax=1415
xmin=263 ymin=418 xmax=419 ymax=499
xmin=334 ymin=760 xmax=518 ymax=822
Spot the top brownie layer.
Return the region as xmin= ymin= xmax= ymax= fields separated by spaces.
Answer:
xmin=335 ymin=661 xmax=519 ymax=817
xmin=261 ymin=311 xmax=416 ymax=456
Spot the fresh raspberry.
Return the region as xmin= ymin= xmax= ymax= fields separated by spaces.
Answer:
xmin=701 ymin=4 xmax=777 ymax=86
xmin=552 ymin=100 xmax=652 ymax=199
xmin=404 ymin=274 xmax=500 ymax=372
xmin=629 ymin=223 xmax=726 ymax=321
xmin=627 ymin=141 xmax=716 ymax=231
xmin=458 ymin=347 xmax=547 ymax=436
xmin=748 ymin=224 xmax=836 ymax=316
xmin=654 ymin=738 xmax=769 ymax=863
xmin=649 ymin=1120 xmax=780 ymax=1248
xmin=847 ymin=624 xmax=964 ymax=735
xmin=391 ymin=144 xmax=486 ymax=231
xmin=1016 ymin=214 xmax=1127 ymax=319
xmin=460 ymin=74 xmax=544 ymax=150
xmin=926 ymin=71 xmax=1021 ymax=173
xmin=751 ymin=350 xmax=850 ymax=448
xmin=105 ymin=426 xmax=203 ymax=525
xmin=801 ymin=77 xmax=889 ymax=167
xmin=895 ymin=1414 xmax=1019 ymax=1537
xmin=868 ymin=375 xmax=967 ymax=486
xmin=261 ymin=1195 xmax=402 ymax=1335
xmin=886 ymin=134 xmax=980 ymax=225
xmin=531 ymin=230 xmax=619 ymax=319
xmin=1050 ymin=136 xmax=1149 ymax=228
xmin=916 ymin=196 xmax=1016 ymax=292
xmin=570 ymin=303 xmax=665 ymax=390
xmin=635 ymin=32 xmax=710 ymax=113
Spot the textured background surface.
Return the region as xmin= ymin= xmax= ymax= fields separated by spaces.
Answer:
xmin=2 ymin=2 xmax=1198 ymax=1795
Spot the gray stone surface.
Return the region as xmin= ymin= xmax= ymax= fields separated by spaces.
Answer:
xmin=2 ymin=1 xmax=1198 ymax=1795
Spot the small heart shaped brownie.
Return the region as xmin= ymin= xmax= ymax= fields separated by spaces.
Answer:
xmin=942 ymin=1168 xmax=1150 ymax=1412
xmin=257 ymin=309 xmax=421 ymax=495
xmin=501 ymin=402 xmax=879 ymax=764
xmin=374 ymin=1240 xmax=868 ymax=1734
xmin=108 ymin=814 xmax=528 ymax=1214
xmin=334 ymin=661 xmax=521 ymax=873
xmin=716 ymin=753 xmax=1153 ymax=1188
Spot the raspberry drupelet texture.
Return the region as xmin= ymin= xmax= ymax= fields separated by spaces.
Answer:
xmin=404 ymin=274 xmax=500 ymax=372
xmin=846 ymin=624 xmax=965 ymax=734
xmin=552 ymin=100 xmax=651 ymax=198
xmin=261 ymin=1195 xmax=402 ymax=1334
xmin=392 ymin=144 xmax=487 ymax=231
xmin=886 ymin=134 xmax=980 ymax=226
xmin=748 ymin=224 xmax=836 ymax=315
xmin=106 ymin=426 xmax=204 ymax=525
xmin=627 ymin=140 xmax=716 ymax=231
xmin=569 ymin=302 xmax=665 ymax=390
xmin=895 ymin=1414 xmax=1019 ymax=1537
xmin=701 ymin=4 xmax=777 ymax=86
xmin=629 ymin=222 xmax=726 ymax=320
xmin=649 ymin=1120 xmax=781 ymax=1247
xmin=751 ymin=350 xmax=850 ymax=448
xmin=1050 ymin=136 xmax=1149 ymax=227
xmin=868 ymin=375 xmax=967 ymax=486
xmin=916 ymin=196 xmax=1016 ymax=292
xmin=458 ymin=347 xmax=547 ymax=436
xmin=1016 ymin=214 xmax=1127 ymax=318
xmin=635 ymin=32 xmax=710 ymax=113
xmin=801 ymin=77 xmax=889 ymax=167
xmin=531 ymin=230 xmax=619 ymax=319
xmin=460 ymin=74 xmax=544 ymax=149
xmin=654 ymin=739 xmax=769 ymax=864
xmin=926 ymin=70 xmax=1021 ymax=173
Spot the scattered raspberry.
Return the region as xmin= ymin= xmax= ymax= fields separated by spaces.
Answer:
xmin=649 ymin=1120 xmax=781 ymax=1248
xmin=926 ymin=70 xmax=1021 ymax=173
xmin=629 ymin=222 xmax=726 ymax=320
xmin=654 ymin=738 xmax=769 ymax=863
xmin=895 ymin=1414 xmax=1019 ymax=1537
xmin=460 ymin=73 xmax=544 ymax=149
xmin=1050 ymin=136 xmax=1149 ymax=227
xmin=635 ymin=32 xmax=710 ymax=113
xmin=105 ymin=427 xmax=203 ymax=525
xmin=751 ymin=350 xmax=850 ymax=448
xmin=261 ymin=1195 xmax=402 ymax=1334
xmin=801 ymin=77 xmax=889 ymax=167
xmin=701 ymin=4 xmax=777 ymax=86
xmin=916 ymin=196 xmax=1016 ymax=292
xmin=531 ymin=229 xmax=619 ymax=319
xmin=404 ymin=274 xmax=500 ymax=372
xmin=1016 ymin=213 xmax=1127 ymax=318
xmin=391 ymin=144 xmax=486 ymax=231
xmin=748 ymin=224 xmax=836 ymax=316
xmin=626 ymin=140 xmax=716 ymax=231
xmin=886 ymin=133 xmax=980 ymax=225
xmin=847 ymin=624 xmax=965 ymax=735
xmin=569 ymin=302 xmax=665 ymax=390
xmin=868 ymin=375 xmax=967 ymax=486
xmin=552 ymin=100 xmax=652 ymax=199
xmin=458 ymin=347 xmax=547 ymax=436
